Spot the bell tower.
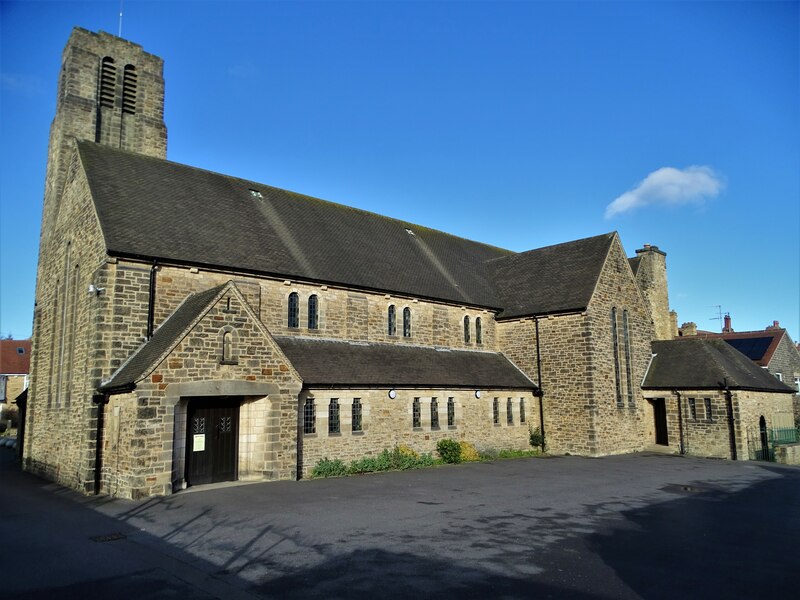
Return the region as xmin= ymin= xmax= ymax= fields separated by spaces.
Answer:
xmin=41 ymin=27 xmax=167 ymax=242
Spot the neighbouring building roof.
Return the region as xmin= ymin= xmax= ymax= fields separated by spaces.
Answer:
xmin=274 ymin=336 xmax=538 ymax=390
xmin=0 ymin=339 xmax=32 ymax=375
xmin=488 ymin=233 xmax=615 ymax=319
xmin=643 ymin=339 xmax=794 ymax=393
xmin=692 ymin=329 xmax=786 ymax=367
xmin=100 ymin=284 xmax=229 ymax=392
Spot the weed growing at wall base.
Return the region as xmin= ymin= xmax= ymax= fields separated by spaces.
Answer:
xmin=311 ymin=447 xmax=436 ymax=478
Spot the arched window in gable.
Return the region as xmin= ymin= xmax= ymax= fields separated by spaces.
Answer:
xmin=475 ymin=317 xmax=482 ymax=345
xmin=308 ymin=294 xmax=319 ymax=329
xmin=403 ymin=307 xmax=412 ymax=338
xmin=611 ymin=307 xmax=623 ymax=407
xmin=287 ymin=292 xmax=299 ymax=328
xmin=222 ymin=331 xmax=233 ymax=361
xmin=220 ymin=328 xmax=237 ymax=364
xmin=464 ymin=315 xmax=470 ymax=343
xmin=388 ymin=305 xmax=396 ymax=336
xmin=623 ymin=309 xmax=634 ymax=407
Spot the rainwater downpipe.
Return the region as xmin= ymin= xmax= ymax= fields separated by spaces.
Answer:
xmin=673 ymin=389 xmax=685 ymax=455
xmin=146 ymin=261 xmax=157 ymax=339
xmin=534 ymin=316 xmax=546 ymax=452
xmin=723 ymin=381 xmax=737 ymax=460
xmin=92 ymin=392 xmax=110 ymax=495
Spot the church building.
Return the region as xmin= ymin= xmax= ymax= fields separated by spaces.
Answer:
xmin=23 ymin=28 xmax=794 ymax=499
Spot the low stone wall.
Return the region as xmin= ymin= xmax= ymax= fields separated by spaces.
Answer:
xmin=774 ymin=443 xmax=800 ymax=465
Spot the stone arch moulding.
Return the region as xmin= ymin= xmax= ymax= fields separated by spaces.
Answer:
xmin=165 ymin=380 xmax=281 ymax=406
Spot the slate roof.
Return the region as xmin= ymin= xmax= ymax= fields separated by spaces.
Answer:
xmin=273 ymin=337 xmax=538 ymax=390
xmin=99 ymin=284 xmax=228 ymax=392
xmin=78 ymin=141 xmax=624 ymax=320
xmin=690 ymin=329 xmax=786 ymax=367
xmin=78 ymin=141 xmax=512 ymax=309
xmin=487 ymin=233 xmax=615 ymax=319
xmin=628 ymin=256 xmax=642 ymax=276
xmin=643 ymin=339 xmax=794 ymax=393
xmin=0 ymin=339 xmax=31 ymax=375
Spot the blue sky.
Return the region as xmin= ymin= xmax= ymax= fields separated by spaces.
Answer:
xmin=1 ymin=0 xmax=798 ymax=341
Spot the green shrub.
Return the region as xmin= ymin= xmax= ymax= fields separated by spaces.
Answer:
xmin=437 ymin=439 xmax=462 ymax=464
xmin=459 ymin=441 xmax=480 ymax=462
xmin=312 ymin=447 xmax=438 ymax=478
xmin=311 ymin=458 xmax=348 ymax=478
xmin=529 ymin=427 xmax=544 ymax=450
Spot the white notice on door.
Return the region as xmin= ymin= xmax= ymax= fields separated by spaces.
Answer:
xmin=193 ymin=434 xmax=206 ymax=452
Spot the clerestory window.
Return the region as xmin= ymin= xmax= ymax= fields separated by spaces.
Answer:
xmin=288 ymin=292 xmax=299 ymax=328
xmin=308 ymin=294 xmax=319 ymax=329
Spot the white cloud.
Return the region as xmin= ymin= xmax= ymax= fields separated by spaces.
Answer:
xmin=605 ymin=165 xmax=724 ymax=218
xmin=0 ymin=72 xmax=41 ymax=95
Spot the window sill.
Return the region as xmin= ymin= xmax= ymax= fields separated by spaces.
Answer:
xmin=413 ymin=427 xmax=422 ymax=432
xmin=351 ymin=430 xmax=365 ymax=436
xmin=303 ymin=433 xmax=317 ymax=438
xmin=328 ymin=432 xmax=342 ymax=437
xmin=448 ymin=425 xmax=457 ymax=430
xmin=219 ymin=359 xmax=239 ymax=366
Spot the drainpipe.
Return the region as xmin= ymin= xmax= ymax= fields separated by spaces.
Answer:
xmin=673 ymin=389 xmax=685 ymax=455
xmin=723 ymin=380 xmax=737 ymax=460
xmin=146 ymin=261 xmax=157 ymax=339
xmin=92 ymin=392 xmax=110 ymax=495
xmin=534 ymin=316 xmax=546 ymax=452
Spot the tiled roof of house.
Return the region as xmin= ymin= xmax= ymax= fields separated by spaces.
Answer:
xmin=0 ymin=339 xmax=32 ymax=375
xmin=99 ymin=284 xmax=228 ymax=392
xmin=488 ymin=233 xmax=615 ymax=319
xmin=273 ymin=337 xmax=538 ymax=390
xmin=643 ymin=338 xmax=794 ymax=392
xmin=78 ymin=141 xmax=618 ymax=320
xmin=689 ymin=329 xmax=786 ymax=367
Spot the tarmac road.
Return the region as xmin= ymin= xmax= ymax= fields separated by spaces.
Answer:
xmin=2 ymin=448 xmax=799 ymax=599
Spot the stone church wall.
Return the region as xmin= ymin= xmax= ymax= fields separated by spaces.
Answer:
xmin=497 ymin=314 xmax=596 ymax=456
xmin=585 ymin=237 xmax=653 ymax=456
xmin=132 ymin=263 xmax=499 ymax=351
xmin=25 ymin=156 xmax=111 ymax=492
xmin=299 ymin=388 xmax=536 ymax=477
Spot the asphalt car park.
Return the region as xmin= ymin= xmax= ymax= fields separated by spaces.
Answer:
xmin=2 ymin=448 xmax=799 ymax=599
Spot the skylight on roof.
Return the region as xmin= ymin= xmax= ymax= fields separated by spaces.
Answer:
xmin=249 ymin=189 xmax=263 ymax=199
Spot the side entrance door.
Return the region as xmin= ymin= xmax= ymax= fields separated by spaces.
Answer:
xmin=652 ymin=398 xmax=669 ymax=446
xmin=185 ymin=396 xmax=241 ymax=486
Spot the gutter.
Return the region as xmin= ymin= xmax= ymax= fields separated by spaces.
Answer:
xmin=146 ymin=260 xmax=157 ymax=339
xmin=91 ymin=392 xmax=110 ymax=495
xmin=722 ymin=379 xmax=738 ymax=460
xmin=534 ymin=316 xmax=546 ymax=452
xmin=672 ymin=389 xmax=685 ymax=455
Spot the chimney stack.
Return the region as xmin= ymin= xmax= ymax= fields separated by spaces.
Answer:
xmin=722 ymin=313 xmax=733 ymax=333
xmin=766 ymin=320 xmax=781 ymax=330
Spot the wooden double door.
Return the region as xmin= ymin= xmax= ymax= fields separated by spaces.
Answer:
xmin=185 ymin=396 xmax=241 ymax=486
